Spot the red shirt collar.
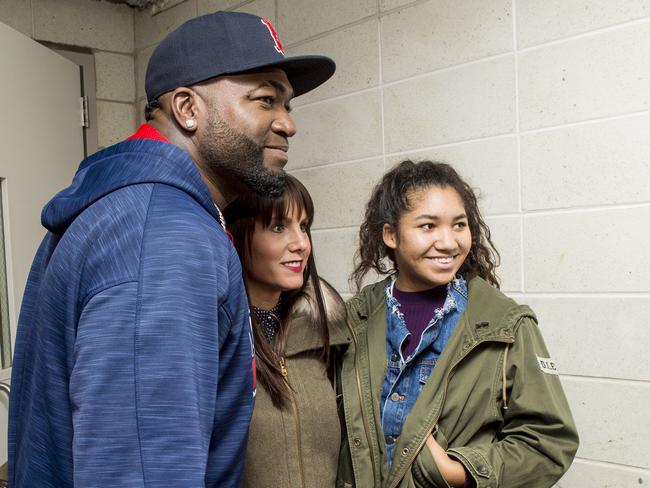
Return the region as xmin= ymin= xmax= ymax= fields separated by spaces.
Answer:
xmin=126 ymin=124 xmax=232 ymax=241
xmin=126 ymin=123 xmax=171 ymax=143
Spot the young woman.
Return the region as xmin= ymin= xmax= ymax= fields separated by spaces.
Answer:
xmin=337 ymin=161 xmax=578 ymax=488
xmin=224 ymin=174 xmax=350 ymax=488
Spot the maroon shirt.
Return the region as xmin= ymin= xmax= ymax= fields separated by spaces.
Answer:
xmin=393 ymin=285 xmax=447 ymax=358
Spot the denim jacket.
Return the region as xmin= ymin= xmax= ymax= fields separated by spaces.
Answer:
xmin=380 ymin=276 xmax=468 ymax=468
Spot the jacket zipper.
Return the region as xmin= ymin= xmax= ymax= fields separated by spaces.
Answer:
xmin=279 ymin=356 xmax=306 ymax=488
xmin=388 ymin=338 xmax=514 ymax=488
xmin=346 ymin=320 xmax=379 ymax=485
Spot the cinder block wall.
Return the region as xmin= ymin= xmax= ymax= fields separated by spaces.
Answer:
xmin=0 ymin=0 xmax=136 ymax=148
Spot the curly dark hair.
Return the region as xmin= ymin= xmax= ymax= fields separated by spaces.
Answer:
xmin=351 ymin=160 xmax=500 ymax=290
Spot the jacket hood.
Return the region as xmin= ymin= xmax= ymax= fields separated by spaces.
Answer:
xmin=41 ymin=139 xmax=218 ymax=235
xmin=462 ymin=277 xmax=537 ymax=336
xmin=285 ymin=278 xmax=350 ymax=355
xmin=348 ymin=275 xmax=536 ymax=337
xmin=289 ymin=278 xmax=346 ymax=324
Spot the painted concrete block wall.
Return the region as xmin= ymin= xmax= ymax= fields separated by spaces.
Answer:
xmin=0 ymin=0 xmax=136 ymax=148
xmin=128 ymin=0 xmax=648 ymax=484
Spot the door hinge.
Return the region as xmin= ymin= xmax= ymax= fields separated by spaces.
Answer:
xmin=80 ymin=96 xmax=89 ymax=128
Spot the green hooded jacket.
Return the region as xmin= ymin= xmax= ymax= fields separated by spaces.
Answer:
xmin=337 ymin=276 xmax=578 ymax=488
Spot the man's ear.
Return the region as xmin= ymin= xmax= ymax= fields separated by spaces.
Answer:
xmin=382 ymin=223 xmax=398 ymax=249
xmin=168 ymin=87 xmax=199 ymax=132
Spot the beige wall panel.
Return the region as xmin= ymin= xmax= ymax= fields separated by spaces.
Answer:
xmin=517 ymin=0 xmax=650 ymax=48
xmin=135 ymin=0 xmax=196 ymax=50
xmin=521 ymin=114 xmax=650 ymax=210
xmin=198 ymin=0 xmax=246 ymax=15
xmin=135 ymin=44 xmax=155 ymax=100
xmin=523 ymin=207 xmax=650 ymax=292
xmin=277 ymin=0 xmax=376 ymax=46
xmin=311 ymin=227 xmax=358 ymax=293
xmin=33 ymin=0 xmax=134 ymax=53
xmin=157 ymin=0 xmax=188 ymax=10
xmin=289 ymin=90 xmax=382 ymax=170
xmin=563 ymin=378 xmax=650 ymax=468
xmin=97 ymin=101 xmax=136 ymax=148
xmin=524 ymin=297 xmax=650 ymax=381
xmin=95 ymin=52 xmax=135 ymax=103
xmin=287 ymin=20 xmax=380 ymax=106
xmin=291 ymin=158 xmax=384 ymax=230
xmin=557 ymin=459 xmax=649 ymax=488
xmin=384 ymin=56 xmax=515 ymax=153
xmin=0 ymin=0 xmax=33 ymax=36
xmin=137 ymin=97 xmax=147 ymax=125
xmin=484 ymin=216 xmax=521 ymax=292
xmin=386 ymin=136 xmax=519 ymax=216
xmin=380 ymin=0 xmax=415 ymax=12
xmin=381 ymin=0 xmax=512 ymax=82
xmin=234 ymin=0 xmax=274 ymax=23
xmin=518 ymin=23 xmax=650 ymax=130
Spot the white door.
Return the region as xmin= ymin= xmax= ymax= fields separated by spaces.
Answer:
xmin=0 ymin=21 xmax=85 ymax=465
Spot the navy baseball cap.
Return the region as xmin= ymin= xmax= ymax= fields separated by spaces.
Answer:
xmin=145 ymin=11 xmax=336 ymax=102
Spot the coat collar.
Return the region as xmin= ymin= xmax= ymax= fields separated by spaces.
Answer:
xmin=349 ymin=275 xmax=536 ymax=342
xmin=284 ymin=279 xmax=351 ymax=356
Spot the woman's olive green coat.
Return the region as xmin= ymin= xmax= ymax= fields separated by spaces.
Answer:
xmin=243 ymin=283 xmax=350 ymax=488
xmin=337 ymin=276 xmax=579 ymax=488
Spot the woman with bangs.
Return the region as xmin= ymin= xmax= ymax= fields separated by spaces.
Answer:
xmin=224 ymin=174 xmax=350 ymax=488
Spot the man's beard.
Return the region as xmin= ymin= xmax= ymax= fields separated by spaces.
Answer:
xmin=197 ymin=108 xmax=286 ymax=197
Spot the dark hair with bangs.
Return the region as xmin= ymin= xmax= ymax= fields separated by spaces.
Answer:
xmin=351 ymin=160 xmax=500 ymax=290
xmin=224 ymin=174 xmax=330 ymax=408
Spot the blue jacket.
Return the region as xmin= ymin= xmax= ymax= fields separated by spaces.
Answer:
xmin=8 ymin=138 xmax=254 ymax=487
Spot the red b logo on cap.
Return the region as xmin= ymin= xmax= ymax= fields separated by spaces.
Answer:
xmin=261 ymin=18 xmax=284 ymax=55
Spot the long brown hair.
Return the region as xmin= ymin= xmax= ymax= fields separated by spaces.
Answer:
xmin=351 ymin=160 xmax=500 ymax=290
xmin=225 ymin=175 xmax=329 ymax=408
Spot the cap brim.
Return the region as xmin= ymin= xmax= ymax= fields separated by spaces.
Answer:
xmin=255 ymin=55 xmax=336 ymax=97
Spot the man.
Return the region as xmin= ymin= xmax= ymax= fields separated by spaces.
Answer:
xmin=8 ymin=11 xmax=334 ymax=488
